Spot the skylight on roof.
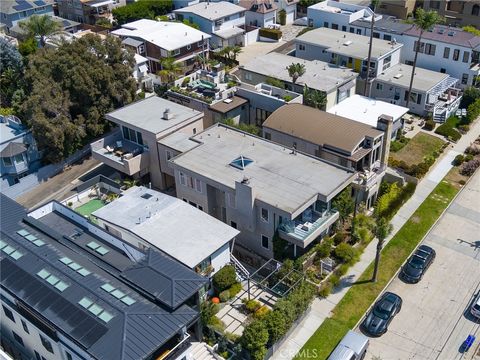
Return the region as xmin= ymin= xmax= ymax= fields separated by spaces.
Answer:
xmin=17 ymin=229 xmax=45 ymax=247
xmin=2 ymin=241 xmax=24 ymax=260
xmin=78 ymin=297 xmax=114 ymax=323
xmin=101 ymin=283 xmax=136 ymax=306
xmin=36 ymin=269 xmax=70 ymax=292
xmin=230 ymin=155 xmax=253 ymax=170
xmin=60 ymin=257 xmax=91 ymax=277
xmin=86 ymin=241 xmax=109 ymax=256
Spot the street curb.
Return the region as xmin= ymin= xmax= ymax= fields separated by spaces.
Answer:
xmin=353 ymin=167 xmax=479 ymax=331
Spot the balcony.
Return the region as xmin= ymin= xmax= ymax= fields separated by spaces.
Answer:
xmin=352 ymin=163 xmax=386 ymax=190
xmin=90 ymin=130 xmax=149 ymax=176
xmin=157 ymin=333 xmax=192 ymax=360
xmin=278 ymin=208 xmax=339 ymax=248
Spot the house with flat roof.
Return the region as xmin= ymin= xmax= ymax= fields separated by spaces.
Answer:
xmin=0 ymin=0 xmax=54 ymax=30
xmin=327 ymin=94 xmax=408 ymax=137
xmin=169 ymin=124 xmax=356 ymax=259
xmin=370 ymin=64 xmax=462 ymax=121
xmin=92 ymin=186 xmax=239 ymax=278
xmin=174 ymin=2 xmax=247 ymax=48
xmin=349 ymin=17 xmax=480 ymax=88
xmin=112 ymin=19 xmax=211 ymax=73
xmin=0 ymin=115 xmax=41 ymax=188
xmin=295 ymin=27 xmax=403 ymax=81
xmin=234 ymin=52 xmax=358 ymax=112
xmin=0 ymin=193 xmax=207 ymax=360
xmin=239 ymin=0 xmax=277 ymax=28
xmin=90 ymin=96 xmax=204 ymax=190
xmin=263 ymin=104 xmax=389 ymax=209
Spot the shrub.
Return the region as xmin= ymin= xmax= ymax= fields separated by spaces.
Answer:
xmin=465 ymin=154 xmax=474 ymax=162
xmin=460 ymin=159 xmax=480 ymax=176
xmin=333 ymin=243 xmax=358 ymax=264
xmin=243 ymin=298 xmax=261 ymax=313
xmin=241 ymin=320 xmax=269 ymax=360
xmin=213 ymin=265 xmax=237 ymax=292
xmin=259 ymin=28 xmax=282 ymax=40
xmin=278 ymin=9 xmax=286 ymax=25
xmin=254 ymin=305 xmax=271 ymax=319
xmin=283 ymin=95 xmax=293 ymax=102
xmin=453 ymin=154 xmax=465 ymax=166
xmin=200 ymin=301 xmax=220 ymax=326
xmin=435 ymin=123 xmax=461 ymax=141
xmin=460 ymin=86 xmax=480 ymax=108
xmin=329 ymin=274 xmax=340 ymax=287
xmin=459 ymin=180 xmax=466 ymax=185
xmin=333 ymin=231 xmax=347 ymax=245
xmin=335 ymin=263 xmax=350 ymax=277
xmin=466 ymin=98 xmax=480 ymax=124
xmin=219 ymin=290 xmax=231 ymax=303
xmin=465 ymin=144 xmax=480 ymax=155
xmin=181 ymin=77 xmax=190 ymax=87
xmin=318 ymin=282 xmax=332 ymax=298
xmin=297 ymin=27 xmax=314 ymax=37
xmin=390 ymin=136 xmax=410 ymax=152
xmin=265 ymin=76 xmax=284 ymax=88
xmin=263 ymin=310 xmax=287 ymax=343
xmin=229 ymin=282 xmax=242 ymax=297
xmin=423 ymin=119 xmax=436 ymax=131
xmin=458 ymin=124 xmax=470 ymax=134
xmin=316 ymin=236 xmax=333 ymax=258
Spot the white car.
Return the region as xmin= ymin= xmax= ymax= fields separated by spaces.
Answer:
xmin=471 ymin=293 xmax=480 ymax=318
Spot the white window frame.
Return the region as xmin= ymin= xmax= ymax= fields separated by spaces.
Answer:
xmin=195 ymin=178 xmax=202 ymax=192
xmin=179 ymin=172 xmax=186 ymax=186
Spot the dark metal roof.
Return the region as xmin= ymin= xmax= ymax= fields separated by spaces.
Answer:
xmin=0 ymin=194 xmax=204 ymax=360
xmin=121 ymin=249 xmax=207 ymax=310
xmin=0 ymin=142 xmax=27 ymax=157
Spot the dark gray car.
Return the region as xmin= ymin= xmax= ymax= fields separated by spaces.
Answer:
xmin=401 ymin=245 xmax=436 ymax=283
xmin=362 ymin=292 xmax=402 ymax=337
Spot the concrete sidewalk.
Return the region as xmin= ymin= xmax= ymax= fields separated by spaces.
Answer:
xmin=271 ymin=122 xmax=480 ymax=360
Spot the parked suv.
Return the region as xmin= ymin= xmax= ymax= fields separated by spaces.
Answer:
xmin=471 ymin=293 xmax=480 ymax=319
xmin=401 ymin=245 xmax=436 ymax=283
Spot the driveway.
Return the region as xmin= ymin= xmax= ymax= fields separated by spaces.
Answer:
xmin=360 ymin=171 xmax=480 ymax=360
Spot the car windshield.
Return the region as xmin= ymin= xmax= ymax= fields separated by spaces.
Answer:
xmin=409 ymin=256 xmax=424 ymax=269
xmin=474 ymin=303 xmax=480 ymax=311
xmin=373 ymin=304 xmax=390 ymax=320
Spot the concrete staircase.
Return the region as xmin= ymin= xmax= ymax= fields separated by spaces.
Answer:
xmin=190 ymin=342 xmax=218 ymax=360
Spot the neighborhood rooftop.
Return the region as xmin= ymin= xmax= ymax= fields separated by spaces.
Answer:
xmin=239 ymin=52 xmax=357 ymax=92
xmin=0 ymin=116 xmax=27 ymax=144
xmin=327 ymin=95 xmax=409 ymax=128
xmin=112 ymin=19 xmax=211 ymax=51
xmin=106 ymin=96 xmax=203 ymax=134
xmin=0 ymin=194 xmax=206 ymax=360
xmin=352 ymin=17 xmax=480 ymax=49
xmin=376 ymin=63 xmax=451 ymax=92
xmin=239 ymin=0 xmax=277 ymax=13
xmin=173 ymin=1 xmax=246 ymax=21
xmin=92 ymin=186 xmax=239 ymax=269
xmin=0 ymin=0 xmax=51 ymax=14
xmin=170 ymin=124 xmax=355 ymax=213
xmin=296 ymin=27 xmax=403 ymax=59
xmin=263 ymin=103 xmax=383 ymax=154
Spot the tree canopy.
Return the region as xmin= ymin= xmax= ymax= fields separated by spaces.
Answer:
xmin=20 ymin=34 xmax=137 ymax=163
xmin=112 ymin=0 xmax=172 ymax=25
xmin=19 ymin=14 xmax=61 ymax=47
xmin=0 ymin=38 xmax=24 ymax=109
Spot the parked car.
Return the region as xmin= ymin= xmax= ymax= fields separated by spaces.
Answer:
xmin=471 ymin=292 xmax=480 ymax=318
xmin=401 ymin=245 xmax=436 ymax=283
xmin=328 ymin=330 xmax=369 ymax=360
xmin=362 ymin=292 xmax=402 ymax=337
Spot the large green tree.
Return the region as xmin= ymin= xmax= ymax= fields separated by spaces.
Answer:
xmin=20 ymin=34 xmax=137 ymax=163
xmin=332 ymin=185 xmax=355 ymax=225
xmin=405 ymin=9 xmax=443 ymax=108
xmin=113 ymin=0 xmax=172 ymax=25
xmin=157 ymin=56 xmax=183 ymax=84
xmin=0 ymin=38 xmax=24 ymax=109
xmin=19 ymin=15 xmax=61 ymax=47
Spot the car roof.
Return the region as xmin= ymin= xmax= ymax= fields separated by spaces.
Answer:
xmin=328 ymin=331 xmax=368 ymax=359
xmin=418 ymin=245 xmax=434 ymax=253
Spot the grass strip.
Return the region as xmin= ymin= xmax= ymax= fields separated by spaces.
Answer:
xmin=295 ymin=179 xmax=459 ymax=360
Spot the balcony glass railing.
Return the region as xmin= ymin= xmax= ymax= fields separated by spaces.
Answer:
xmin=278 ymin=209 xmax=338 ymax=242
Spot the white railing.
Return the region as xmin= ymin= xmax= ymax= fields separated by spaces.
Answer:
xmin=231 ymin=254 xmax=250 ymax=278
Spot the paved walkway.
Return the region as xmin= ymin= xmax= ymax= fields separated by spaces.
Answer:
xmin=272 ymin=119 xmax=480 ymax=360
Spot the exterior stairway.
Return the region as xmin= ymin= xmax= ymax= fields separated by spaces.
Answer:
xmin=189 ymin=342 xmax=220 ymax=360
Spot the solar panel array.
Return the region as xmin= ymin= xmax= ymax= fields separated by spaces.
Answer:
xmin=12 ymin=0 xmax=34 ymax=11
xmin=17 ymin=229 xmax=45 ymax=247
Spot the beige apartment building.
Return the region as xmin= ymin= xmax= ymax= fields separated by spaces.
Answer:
xmin=423 ymin=1 xmax=480 ymax=27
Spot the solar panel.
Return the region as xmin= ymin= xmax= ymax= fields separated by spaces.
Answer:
xmin=77 ymin=268 xmax=91 ymax=277
xmin=33 ymin=0 xmax=46 ymax=6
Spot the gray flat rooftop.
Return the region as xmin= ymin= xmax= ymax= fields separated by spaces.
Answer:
xmin=239 ymin=52 xmax=357 ymax=92
xmin=296 ymin=27 xmax=403 ymax=60
xmin=173 ymin=1 xmax=245 ymax=21
xmin=171 ymin=125 xmax=355 ymax=213
xmin=106 ymin=96 xmax=203 ymax=134
xmin=158 ymin=131 xmax=199 ymax=152
xmin=93 ymin=186 xmax=239 ymax=268
xmin=0 ymin=117 xmax=27 ymax=144
xmin=376 ymin=63 xmax=451 ymax=92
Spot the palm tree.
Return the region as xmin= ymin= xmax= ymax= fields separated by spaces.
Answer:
xmin=405 ymin=8 xmax=443 ymax=108
xmin=363 ymin=0 xmax=380 ymax=96
xmin=303 ymin=85 xmax=327 ymax=110
xmin=19 ymin=15 xmax=61 ymax=47
xmin=286 ymin=63 xmax=306 ymax=84
xmin=372 ymin=218 xmax=393 ymax=282
xmin=157 ymin=57 xmax=183 ymax=84
xmin=230 ymin=46 xmax=242 ymax=62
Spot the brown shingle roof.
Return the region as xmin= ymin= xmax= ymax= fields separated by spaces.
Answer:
xmin=263 ymin=104 xmax=382 ymax=154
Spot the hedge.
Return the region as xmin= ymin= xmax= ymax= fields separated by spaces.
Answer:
xmin=374 ymin=182 xmax=417 ymax=220
xmin=467 ymin=98 xmax=480 ymax=124
xmin=259 ymin=27 xmax=282 ymax=40
xmin=435 ymin=123 xmax=462 ymax=141
xmin=212 ymin=265 xmax=237 ymax=292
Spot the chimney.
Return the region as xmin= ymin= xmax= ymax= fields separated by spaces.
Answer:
xmin=377 ymin=114 xmax=394 ymax=167
xmin=162 ymin=108 xmax=173 ymax=120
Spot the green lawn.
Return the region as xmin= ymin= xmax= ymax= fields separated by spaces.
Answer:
xmin=391 ymin=132 xmax=445 ymax=166
xmin=295 ymin=179 xmax=459 ymax=360
xmin=75 ymin=199 xmax=106 ymax=219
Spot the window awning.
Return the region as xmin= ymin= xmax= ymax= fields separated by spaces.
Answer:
xmin=0 ymin=142 xmax=27 ymax=158
xmin=338 ymin=81 xmax=355 ymax=93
